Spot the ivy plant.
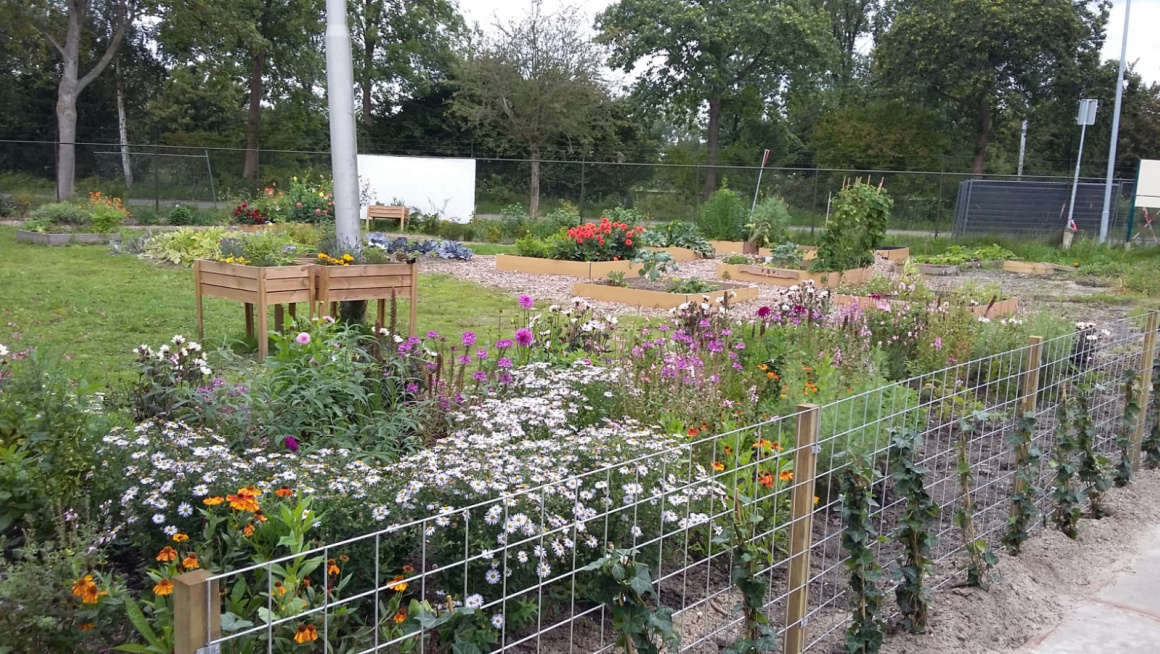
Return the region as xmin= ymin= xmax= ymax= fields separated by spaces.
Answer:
xmin=1144 ymin=357 xmax=1160 ymax=469
xmin=1050 ymin=387 xmax=1085 ymax=539
xmin=713 ymin=492 xmax=778 ymax=654
xmin=581 ymin=549 xmax=680 ymax=654
xmin=889 ymin=429 xmax=938 ymax=634
xmin=1001 ymin=410 xmax=1040 ymax=554
xmin=840 ymin=450 xmax=884 ymax=654
xmin=1114 ymin=370 xmax=1139 ymax=487
xmin=954 ymin=411 xmax=998 ymax=588
xmin=1073 ymin=383 xmax=1110 ymax=518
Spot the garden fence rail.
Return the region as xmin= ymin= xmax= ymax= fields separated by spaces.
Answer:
xmin=171 ymin=309 xmax=1160 ymax=654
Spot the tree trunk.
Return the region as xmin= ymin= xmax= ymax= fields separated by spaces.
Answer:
xmin=529 ymin=146 xmax=541 ymax=218
xmin=361 ymin=0 xmax=376 ymax=128
xmin=972 ymin=98 xmax=991 ymax=178
xmin=243 ymin=49 xmax=267 ymax=182
xmin=704 ymin=96 xmax=722 ymax=198
xmin=116 ymin=64 xmax=133 ymax=187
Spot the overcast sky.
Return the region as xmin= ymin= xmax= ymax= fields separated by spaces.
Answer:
xmin=459 ymin=0 xmax=1159 ymax=85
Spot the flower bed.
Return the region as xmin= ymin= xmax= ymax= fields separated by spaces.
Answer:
xmin=496 ymin=254 xmax=640 ymax=279
xmin=708 ymin=240 xmax=771 ymax=256
xmin=16 ymin=230 xmax=121 ymax=246
xmin=831 ymin=293 xmax=1020 ymax=318
xmin=717 ymin=262 xmax=875 ymax=287
xmin=572 ymin=279 xmax=758 ymax=309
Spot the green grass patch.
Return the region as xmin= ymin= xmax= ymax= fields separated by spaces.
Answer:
xmin=0 ymin=226 xmax=523 ymax=380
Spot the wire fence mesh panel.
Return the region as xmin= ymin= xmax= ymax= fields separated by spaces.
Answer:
xmin=951 ymin=179 xmax=1135 ymax=239
xmin=162 ymin=311 xmax=1160 ymax=654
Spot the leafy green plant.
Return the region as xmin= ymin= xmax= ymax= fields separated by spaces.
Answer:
xmin=889 ymin=429 xmax=938 ymax=634
xmin=633 ymin=249 xmax=678 ymax=281
xmin=813 ymin=180 xmax=892 ymax=273
xmin=1002 ymin=410 xmax=1040 ymax=554
xmin=514 ymin=234 xmax=551 ymax=259
xmin=745 ymin=196 xmax=792 ymax=247
xmin=605 ymin=270 xmax=629 ymax=287
xmin=413 ymin=600 xmax=497 ymax=654
xmin=713 ymin=492 xmax=777 ymax=654
xmin=639 ymin=220 xmax=714 ymax=256
xmin=765 ymin=242 xmax=803 ymax=269
xmin=840 ymin=450 xmax=884 ymax=654
xmin=667 ymin=277 xmax=715 ymax=294
xmin=581 ymin=549 xmax=680 ymax=654
xmin=912 ymin=244 xmax=1016 ymax=266
xmin=695 ymin=182 xmax=747 ymax=240
xmin=954 ymin=411 xmax=997 ymax=587
xmin=21 ymin=215 xmax=55 ymax=233
xmin=1050 ymin=388 xmax=1084 ymax=539
xmin=139 ymin=227 xmax=228 ymax=265
xmin=1114 ymin=370 xmax=1139 ymax=487
xmin=166 ymin=204 xmax=195 ymax=226
xmin=1073 ymin=383 xmax=1110 ymax=517
xmin=723 ymin=254 xmax=750 ymax=265
xmin=89 ymin=205 xmax=124 ymax=234
xmin=30 ymin=202 xmax=91 ymax=226
xmin=1144 ymin=356 xmax=1160 ymax=469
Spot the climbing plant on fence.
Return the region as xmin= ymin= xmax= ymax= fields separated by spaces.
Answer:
xmin=581 ymin=549 xmax=680 ymax=654
xmin=1074 ymin=382 xmax=1111 ymax=518
xmin=714 ymin=491 xmax=779 ymax=654
xmin=1144 ymin=357 xmax=1160 ymax=469
xmin=1001 ymin=409 xmax=1040 ymax=554
xmin=840 ymin=450 xmax=884 ymax=654
xmin=889 ymin=429 xmax=938 ymax=634
xmin=1115 ymin=370 xmax=1139 ymax=487
xmin=955 ymin=410 xmax=998 ymax=588
xmin=1050 ymin=386 xmax=1084 ymax=539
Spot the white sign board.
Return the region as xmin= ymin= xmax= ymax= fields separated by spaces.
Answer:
xmin=1137 ymin=159 xmax=1160 ymax=209
xmin=1077 ymin=98 xmax=1099 ymax=125
xmin=357 ymin=154 xmax=476 ymax=223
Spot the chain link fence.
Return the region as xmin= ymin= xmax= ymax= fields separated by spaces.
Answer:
xmin=0 ymin=139 xmax=1136 ymax=237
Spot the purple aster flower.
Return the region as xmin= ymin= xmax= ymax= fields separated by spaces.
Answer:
xmin=398 ymin=342 xmax=412 ymax=355
xmin=514 ymin=328 xmax=533 ymax=347
xmin=462 ymin=331 xmax=476 ymax=347
xmin=282 ymin=436 xmax=299 ymax=453
xmin=518 ymin=294 xmax=534 ymax=309
xmin=756 ymin=306 xmax=772 ymax=318
xmin=457 ymin=355 xmax=471 ymax=365
xmin=427 ymin=330 xmax=440 ymax=339
xmin=405 ymin=382 xmax=419 ymax=394
xmin=472 ymin=370 xmax=488 ymax=382
xmin=476 ymin=349 xmax=488 ymax=360
xmin=734 ymin=342 xmax=746 ymax=350
xmin=497 ymin=357 xmax=513 ymax=369
xmin=496 ymin=339 xmax=513 ymax=350
xmin=407 ymin=336 xmax=421 ymax=345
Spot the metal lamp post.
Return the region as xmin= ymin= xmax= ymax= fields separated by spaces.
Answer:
xmin=325 ymin=0 xmax=361 ymax=250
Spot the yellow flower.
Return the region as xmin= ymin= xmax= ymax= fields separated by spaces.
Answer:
xmin=71 ymin=575 xmax=107 ymax=605
xmin=327 ymin=558 xmax=340 ymax=576
xmin=779 ymin=471 xmax=793 ymax=482
xmin=242 ymin=523 xmax=255 ymax=537
xmin=203 ymin=496 xmax=224 ymax=506
xmin=153 ymin=578 xmax=174 ymax=596
xmin=182 ymin=553 xmax=200 ymax=570
xmin=294 ymin=624 xmax=318 ymax=644
xmin=387 ymin=574 xmax=408 ymax=592
xmin=394 ymin=609 xmax=407 ymax=623
xmin=172 ymin=533 xmax=189 ymax=543
xmin=711 ymin=461 xmax=725 ymax=472
xmin=156 ymin=546 xmax=178 ymax=562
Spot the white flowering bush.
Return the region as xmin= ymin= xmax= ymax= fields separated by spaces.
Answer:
xmin=129 ymin=335 xmax=212 ymax=421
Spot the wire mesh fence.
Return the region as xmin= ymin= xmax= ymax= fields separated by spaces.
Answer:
xmin=166 ymin=310 xmax=1159 ymax=654
xmin=0 ymin=139 xmax=1136 ymax=237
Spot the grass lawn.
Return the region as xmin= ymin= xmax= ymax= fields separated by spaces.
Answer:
xmin=0 ymin=226 xmax=524 ymax=380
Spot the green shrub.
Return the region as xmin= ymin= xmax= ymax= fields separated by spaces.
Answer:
xmin=534 ymin=205 xmax=581 ymax=238
xmin=29 ymin=202 xmax=91 ymax=227
xmin=89 ymin=206 xmax=124 ymax=234
xmin=499 ymin=204 xmax=529 ymax=238
xmin=695 ymin=184 xmax=747 ymax=240
xmin=601 ymin=206 xmax=647 ymax=226
xmin=515 ymin=234 xmax=552 ymax=259
xmin=140 ymin=227 xmax=228 ymax=265
xmin=132 ymin=207 xmax=159 ymax=225
xmin=166 ymin=204 xmax=195 ymax=225
xmin=812 ymin=180 xmax=892 ymax=273
xmin=21 ymin=216 xmax=55 ymax=233
xmin=746 ymin=196 xmax=792 ymax=247
xmin=638 ymin=220 xmax=714 ymax=256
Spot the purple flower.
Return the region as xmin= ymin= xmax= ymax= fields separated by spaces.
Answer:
xmin=405 ymin=382 xmax=419 ymax=394
xmin=282 ymin=436 xmax=299 ymax=453
xmin=295 ymin=332 xmax=311 ymax=345
xmin=462 ymin=331 xmax=476 ymax=347
xmin=734 ymin=342 xmax=746 ymax=350
xmin=518 ymin=294 xmax=534 ymax=309
xmin=472 ymin=370 xmax=488 ymax=382
xmin=498 ymin=371 xmax=514 ymax=385
xmin=398 ymin=342 xmax=412 ymax=355
xmin=497 ymin=357 xmax=513 ymax=369
xmin=407 ymin=336 xmax=421 ymax=345
xmin=457 ymin=355 xmax=471 ymax=365
xmin=756 ymin=306 xmax=772 ymax=318
xmin=496 ymin=339 xmax=513 ymax=350
xmin=476 ymin=349 xmax=488 ymax=360
xmin=514 ymin=328 xmax=533 ymax=347
xmin=426 ymin=331 xmax=439 ymax=339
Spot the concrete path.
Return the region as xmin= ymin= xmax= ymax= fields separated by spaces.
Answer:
xmin=1016 ymin=525 xmax=1160 ymax=653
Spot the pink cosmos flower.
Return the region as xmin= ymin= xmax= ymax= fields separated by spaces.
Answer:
xmin=295 ymin=332 xmax=311 ymax=345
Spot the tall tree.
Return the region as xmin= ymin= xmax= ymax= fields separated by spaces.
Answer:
xmin=452 ymin=3 xmax=611 ymax=217
xmin=158 ymin=0 xmax=325 ymax=182
xmin=597 ymin=0 xmax=832 ymax=196
xmin=10 ymin=0 xmax=140 ymax=199
xmin=874 ymin=0 xmax=1106 ymax=176
xmin=353 ymin=0 xmax=465 ymax=129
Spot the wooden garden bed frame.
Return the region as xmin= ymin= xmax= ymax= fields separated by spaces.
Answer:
xmin=16 ymin=230 xmax=121 ymax=246
xmin=640 ymin=246 xmax=704 ymax=261
xmin=717 ymin=263 xmax=875 ymax=288
xmin=496 ymin=254 xmax=640 ymax=279
xmin=572 ymin=281 xmax=759 ymax=309
xmin=313 ymin=262 xmax=418 ymax=336
xmin=194 ymin=260 xmax=315 ymax=360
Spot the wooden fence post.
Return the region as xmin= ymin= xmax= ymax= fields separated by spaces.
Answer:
xmin=784 ymin=403 xmax=820 ymax=654
xmin=1132 ymin=311 xmax=1160 ymax=471
xmin=174 ymin=569 xmax=220 ymax=654
xmin=1011 ymin=335 xmax=1043 ymax=509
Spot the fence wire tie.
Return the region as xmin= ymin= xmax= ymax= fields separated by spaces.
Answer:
xmin=810 ymin=444 xmax=822 ymax=455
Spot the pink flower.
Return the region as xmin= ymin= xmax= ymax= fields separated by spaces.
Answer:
xmin=295 ymin=332 xmax=311 ymax=345
xmin=282 ymin=436 xmax=299 ymax=453
xmin=514 ymin=328 xmax=533 ymax=347
xmin=462 ymin=331 xmax=476 ymax=346
xmin=518 ymin=294 xmax=534 ymax=310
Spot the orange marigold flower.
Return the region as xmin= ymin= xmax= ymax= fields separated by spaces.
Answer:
xmin=203 ymin=496 xmax=224 ymax=506
xmin=172 ymin=533 xmax=189 ymax=543
xmin=273 ymin=581 xmax=287 ymax=596
xmin=156 ymin=546 xmax=178 ymax=562
xmin=711 ymin=461 xmax=725 ymax=472
xmin=293 ymin=624 xmax=319 ymax=644
xmin=78 ymin=622 xmax=95 ymax=631
xmin=387 ymin=574 xmax=408 ymax=593
xmin=687 ymin=427 xmax=700 ymax=437
xmin=779 ymin=471 xmax=794 ymax=482
xmin=182 ymin=553 xmax=200 ymax=570
xmin=327 ymin=558 xmax=340 ymax=576
xmin=757 ymin=472 xmax=775 ymax=489
xmin=153 ymin=578 xmax=175 ymax=596
xmin=402 ymin=565 xmax=414 ymax=574
xmin=275 ymin=486 xmax=294 ymax=498
xmin=723 ymin=446 xmax=733 ymax=456
xmin=242 ymin=523 xmax=255 ymax=537
xmin=393 ymin=609 xmax=407 ymax=624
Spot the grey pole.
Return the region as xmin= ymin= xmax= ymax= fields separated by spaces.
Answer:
xmin=1017 ymin=119 xmax=1028 ymax=179
xmin=325 ymin=0 xmax=361 ymax=249
xmin=1099 ymin=0 xmax=1131 ymax=244
xmin=1067 ymin=121 xmax=1089 ymax=232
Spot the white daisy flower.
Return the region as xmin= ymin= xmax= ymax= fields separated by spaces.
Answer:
xmin=465 ymin=594 xmax=484 ymax=609
xmin=152 ymin=513 xmax=166 ymax=524
xmin=485 ymin=569 xmax=501 ymax=585
xmin=177 ymin=503 xmax=193 ymax=517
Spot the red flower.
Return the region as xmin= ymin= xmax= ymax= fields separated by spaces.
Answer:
xmin=625 ymin=239 xmax=633 ymax=246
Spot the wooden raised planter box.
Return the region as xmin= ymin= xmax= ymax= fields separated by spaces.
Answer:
xmin=314 ymin=262 xmax=418 ymax=336
xmin=496 ymin=254 xmax=639 ymax=279
xmin=708 ymin=240 xmax=771 ymax=257
xmin=194 ymin=259 xmax=315 ymax=360
xmin=16 ymin=230 xmax=121 ymax=246
xmin=641 ymin=246 xmax=704 ymax=261
xmin=717 ymin=263 xmax=875 ymax=288
xmin=1002 ymin=260 xmax=1071 ymax=276
xmin=573 ymin=281 xmax=759 ymax=309
xmin=831 ymin=294 xmax=1020 ymax=318
xmin=798 ymin=245 xmax=909 ymax=262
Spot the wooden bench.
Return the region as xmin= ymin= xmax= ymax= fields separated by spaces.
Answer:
xmin=365 ymin=205 xmax=409 ymax=231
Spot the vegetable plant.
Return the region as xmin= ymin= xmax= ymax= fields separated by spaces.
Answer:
xmin=1144 ymin=356 xmax=1160 ymax=469
xmin=632 ymin=250 xmax=678 ymax=281
xmin=839 ymin=450 xmax=883 ymax=654
xmin=639 ymin=220 xmax=714 ymax=256
xmin=1050 ymin=387 xmax=1084 ymax=538
xmin=954 ymin=411 xmax=997 ymax=588
xmin=1001 ymin=410 xmax=1040 ymax=554
xmin=667 ymin=277 xmax=715 ymax=294
xmin=889 ymin=429 xmax=937 ymax=634
xmin=745 ymin=196 xmax=792 ymax=248
xmin=1073 ymin=383 xmax=1110 ymax=517
xmin=813 ymin=179 xmax=892 ymax=273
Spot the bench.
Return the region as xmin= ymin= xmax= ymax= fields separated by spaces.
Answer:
xmin=365 ymin=205 xmax=409 ymax=231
